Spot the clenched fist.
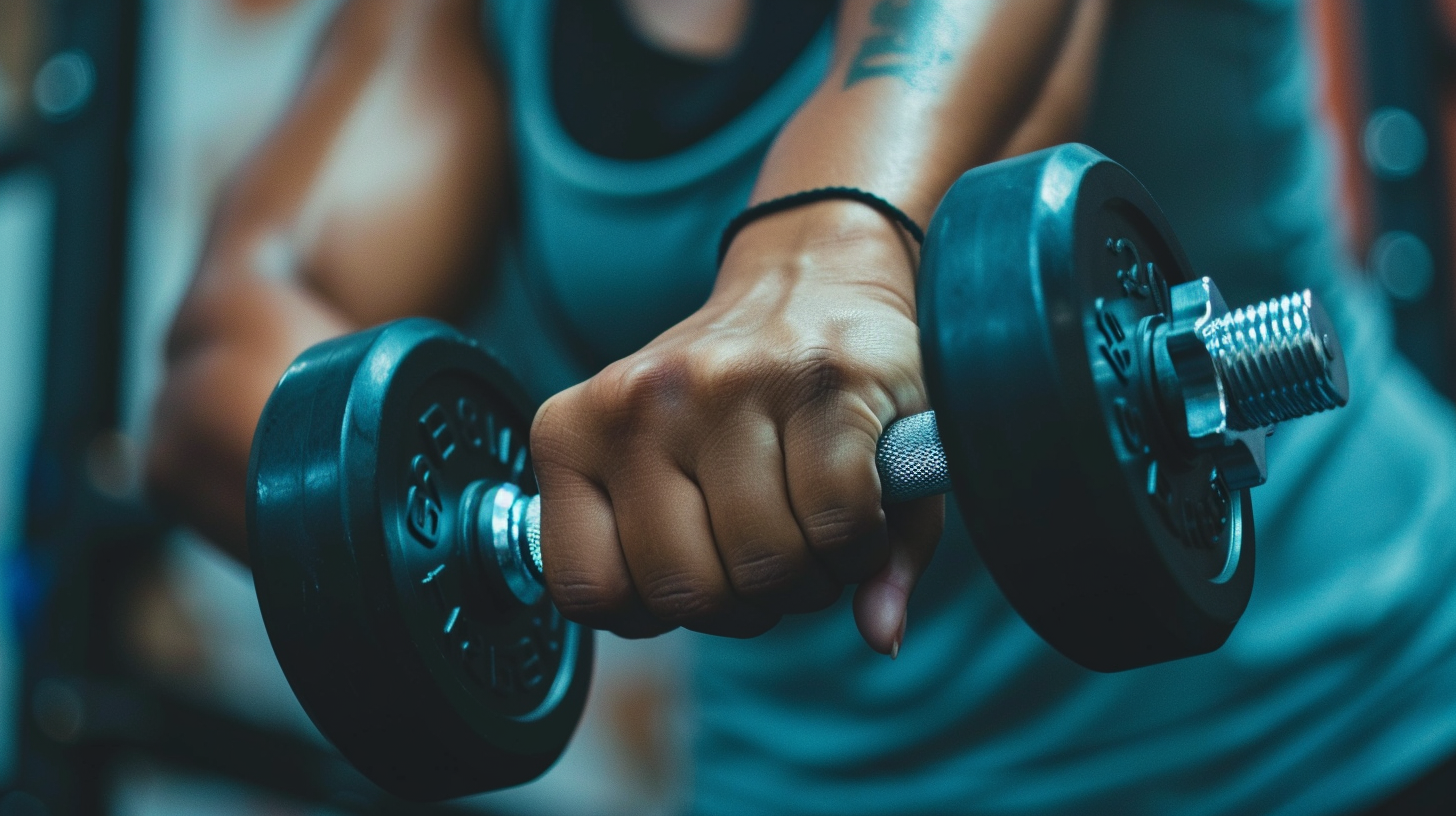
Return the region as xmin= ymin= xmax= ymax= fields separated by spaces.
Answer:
xmin=530 ymin=203 xmax=945 ymax=655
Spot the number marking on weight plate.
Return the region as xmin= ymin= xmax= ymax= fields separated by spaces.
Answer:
xmin=421 ymin=403 xmax=458 ymax=463
xmin=406 ymin=454 xmax=442 ymax=546
xmin=421 ymin=564 xmax=446 ymax=608
xmin=1095 ymin=299 xmax=1134 ymax=386
xmin=456 ymin=397 xmax=485 ymax=450
xmin=1108 ymin=237 xmax=1168 ymax=309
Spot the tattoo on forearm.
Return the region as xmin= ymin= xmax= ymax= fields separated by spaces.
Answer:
xmin=845 ymin=0 xmax=954 ymax=89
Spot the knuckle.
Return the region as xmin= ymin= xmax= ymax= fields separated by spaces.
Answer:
xmin=786 ymin=347 xmax=858 ymax=401
xmin=801 ymin=504 xmax=868 ymax=551
xmin=640 ymin=572 xmax=729 ymax=625
xmin=594 ymin=354 xmax=690 ymax=416
xmin=547 ymin=568 xmax=632 ymax=624
xmin=684 ymin=339 xmax=760 ymax=396
xmin=727 ymin=544 xmax=805 ymax=599
xmin=801 ymin=504 xmax=885 ymax=568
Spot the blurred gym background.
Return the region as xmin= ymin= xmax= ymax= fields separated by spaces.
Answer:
xmin=0 ymin=0 xmax=1450 ymax=813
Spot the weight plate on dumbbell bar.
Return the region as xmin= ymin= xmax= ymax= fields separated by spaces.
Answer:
xmin=249 ymin=319 xmax=592 ymax=800
xmin=919 ymin=144 xmax=1254 ymax=671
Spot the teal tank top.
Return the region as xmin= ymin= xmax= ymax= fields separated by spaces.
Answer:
xmin=476 ymin=2 xmax=1456 ymax=813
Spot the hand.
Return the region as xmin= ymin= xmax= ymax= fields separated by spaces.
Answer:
xmin=530 ymin=203 xmax=945 ymax=655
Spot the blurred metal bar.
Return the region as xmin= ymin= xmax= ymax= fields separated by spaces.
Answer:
xmin=14 ymin=0 xmax=145 ymax=807
xmin=25 ymin=0 xmax=140 ymax=534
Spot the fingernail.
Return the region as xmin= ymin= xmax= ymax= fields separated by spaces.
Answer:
xmin=890 ymin=612 xmax=906 ymax=660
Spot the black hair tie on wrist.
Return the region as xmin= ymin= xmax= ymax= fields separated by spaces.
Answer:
xmin=717 ymin=186 xmax=926 ymax=267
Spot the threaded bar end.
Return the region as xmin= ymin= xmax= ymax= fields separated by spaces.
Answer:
xmin=1202 ymin=290 xmax=1349 ymax=430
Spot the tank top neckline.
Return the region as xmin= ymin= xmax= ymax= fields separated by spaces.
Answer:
xmin=515 ymin=0 xmax=835 ymax=196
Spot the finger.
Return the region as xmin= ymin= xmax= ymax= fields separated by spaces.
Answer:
xmin=781 ymin=395 xmax=890 ymax=584
xmin=852 ymin=494 xmax=945 ymax=656
xmin=536 ymin=468 xmax=670 ymax=639
xmin=611 ymin=461 xmax=780 ymax=638
xmin=694 ymin=416 xmax=842 ymax=615
xmin=533 ymin=389 xmax=672 ymax=638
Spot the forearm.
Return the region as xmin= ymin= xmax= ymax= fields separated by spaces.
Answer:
xmin=146 ymin=0 xmax=505 ymax=559
xmin=998 ymin=0 xmax=1112 ymax=159
xmin=743 ymin=0 xmax=1086 ymax=260
xmin=149 ymin=273 xmax=355 ymax=559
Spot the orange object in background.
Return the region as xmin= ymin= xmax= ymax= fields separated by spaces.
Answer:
xmin=1435 ymin=0 xmax=1456 ymax=327
xmin=1308 ymin=0 xmax=1377 ymax=263
xmin=0 ymin=0 xmax=43 ymax=138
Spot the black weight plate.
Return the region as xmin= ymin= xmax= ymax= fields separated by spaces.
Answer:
xmin=249 ymin=318 xmax=592 ymax=800
xmin=919 ymin=144 xmax=1254 ymax=672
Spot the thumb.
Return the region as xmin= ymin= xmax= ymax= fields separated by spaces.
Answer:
xmin=853 ymin=495 xmax=945 ymax=657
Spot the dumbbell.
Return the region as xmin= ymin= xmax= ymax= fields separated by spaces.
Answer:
xmin=247 ymin=144 xmax=1348 ymax=801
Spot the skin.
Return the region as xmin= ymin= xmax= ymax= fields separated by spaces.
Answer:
xmin=149 ymin=0 xmax=505 ymax=556
xmin=620 ymin=0 xmax=753 ymax=62
xmin=148 ymin=0 xmax=1108 ymax=656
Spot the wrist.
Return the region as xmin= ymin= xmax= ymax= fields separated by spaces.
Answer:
xmin=717 ymin=198 xmax=921 ymax=299
xmin=719 ymin=188 xmax=924 ymax=265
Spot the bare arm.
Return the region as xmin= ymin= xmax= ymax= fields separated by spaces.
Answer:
xmin=532 ymin=1 xmax=1110 ymax=653
xmin=147 ymin=0 xmax=507 ymax=559
xmin=753 ymin=0 xmax=1079 ymax=217
xmin=999 ymin=0 xmax=1113 ymax=159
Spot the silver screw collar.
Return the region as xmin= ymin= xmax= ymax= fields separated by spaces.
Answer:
xmin=1159 ymin=278 xmax=1349 ymax=490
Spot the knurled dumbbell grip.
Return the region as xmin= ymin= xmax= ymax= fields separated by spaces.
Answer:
xmin=874 ymin=411 xmax=951 ymax=502
xmin=517 ymin=411 xmax=950 ymax=578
